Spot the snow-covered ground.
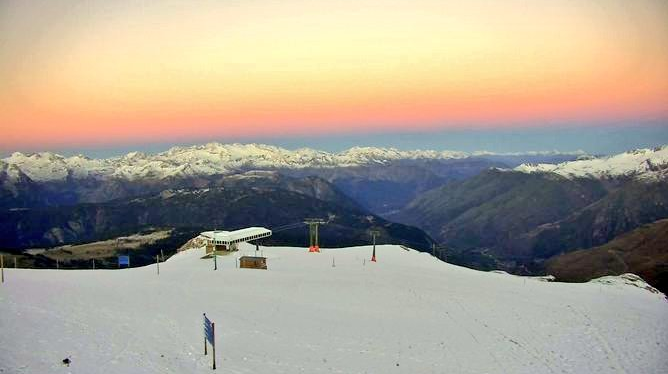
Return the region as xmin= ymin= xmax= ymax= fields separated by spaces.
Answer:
xmin=1 ymin=244 xmax=666 ymax=374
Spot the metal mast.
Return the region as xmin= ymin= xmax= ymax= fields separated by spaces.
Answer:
xmin=304 ymin=218 xmax=326 ymax=253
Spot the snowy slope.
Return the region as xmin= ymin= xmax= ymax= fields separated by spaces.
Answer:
xmin=515 ymin=145 xmax=668 ymax=181
xmin=1 ymin=244 xmax=666 ymax=374
xmin=3 ymin=143 xmax=583 ymax=182
xmin=4 ymin=152 xmax=113 ymax=181
xmin=0 ymin=160 xmax=27 ymax=183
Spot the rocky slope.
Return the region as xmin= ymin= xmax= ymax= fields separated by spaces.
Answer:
xmin=0 ymin=174 xmax=432 ymax=251
xmin=546 ymin=219 xmax=668 ymax=293
xmin=393 ymin=145 xmax=668 ymax=280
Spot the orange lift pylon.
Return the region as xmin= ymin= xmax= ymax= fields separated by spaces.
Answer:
xmin=305 ymin=218 xmax=326 ymax=252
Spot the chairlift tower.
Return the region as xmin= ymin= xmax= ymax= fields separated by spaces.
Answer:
xmin=304 ymin=218 xmax=326 ymax=252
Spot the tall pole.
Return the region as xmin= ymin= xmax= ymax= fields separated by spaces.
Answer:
xmin=308 ymin=222 xmax=313 ymax=251
xmin=212 ymin=322 xmax=216 ymax=370
xmin=212 ymin=231 xmax=218 ymax=270
xmin=1 ymin=255 xmax=4 ymax=283
xmin=315 ymin=224 xmax=319 ymax=248
xmin=14 ymin=257 xmax=17 ymax=268
xmin=156 ymin=255 xmax=160 ymax=275
xmin=203 ymin=313 xmax=208 ymax=356
xmin=309 ymin=223 xmax=314 ymax=249
xmin=372 ymin=234 xmax=376 ymax=261
xmin=370 ymin=230 xmax=380 ymax=262
xmin=311 ymin=224 xmax=315 ymax=249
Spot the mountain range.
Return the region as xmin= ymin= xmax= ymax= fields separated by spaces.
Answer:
xmin=392 ymin=145 xmax=668 ymax=290
xmin=1 ymin=143 xmax=587 ymax=182
xmin=514 ymin=145 xmax=668 ymax=180
xmin=0 ymin=144 xmax=587 ymax=215
xmin=2 ymin=142 xmax=667 ymax=291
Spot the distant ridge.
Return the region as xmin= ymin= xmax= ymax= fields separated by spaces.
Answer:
xmin=2 ymin=142 xmax=588 ymax=182
xmin=513 ymin=145 xmax=668 ymax=181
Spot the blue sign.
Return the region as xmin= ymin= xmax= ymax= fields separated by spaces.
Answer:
xmin=204 ymin=315 xmax=214 ymax=345
xmin=118 ymin=256 xmax=130 ymax=267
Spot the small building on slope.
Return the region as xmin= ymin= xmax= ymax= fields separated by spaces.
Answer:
xmin=201 ymin=227 xmax=272 ymax=254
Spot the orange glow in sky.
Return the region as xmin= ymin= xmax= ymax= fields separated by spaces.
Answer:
xmin=1 ymin=0 xmax=667 ymax=150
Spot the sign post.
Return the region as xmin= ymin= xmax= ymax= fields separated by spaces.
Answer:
xmin=203 ymin=313 xmax=216 ymax=370
xmin=118 ymin=255 xmax=130 ymax=268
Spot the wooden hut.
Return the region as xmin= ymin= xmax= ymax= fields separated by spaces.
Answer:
xmin=239 ymin=256 xmax=267 ymax=270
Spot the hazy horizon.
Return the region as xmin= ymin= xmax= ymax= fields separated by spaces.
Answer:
xmin=2 ymin=122 xmax=667 ymax=159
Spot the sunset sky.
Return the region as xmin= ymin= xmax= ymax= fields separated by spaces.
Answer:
xmin=1 ymin=0 xmax=667 ymax=156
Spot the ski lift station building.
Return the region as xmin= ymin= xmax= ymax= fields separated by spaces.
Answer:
xmin=202 ymin=227 xmax=272 ymax=254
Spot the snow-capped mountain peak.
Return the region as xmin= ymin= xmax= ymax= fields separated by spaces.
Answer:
xmin=4 ymin=142 xmax=661 ymax=182
xmin=514 ymin=145 xmax=668 ymax=180
xmin=2 ymin=143 xmax=472 ymax=182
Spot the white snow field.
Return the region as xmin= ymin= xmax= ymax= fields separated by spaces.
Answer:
xmin=1 ymin=244 xmax=667 ymax=374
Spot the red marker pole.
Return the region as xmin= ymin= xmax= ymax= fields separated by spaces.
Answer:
xmin=370 ymin=230 xmax=379 ymax=262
